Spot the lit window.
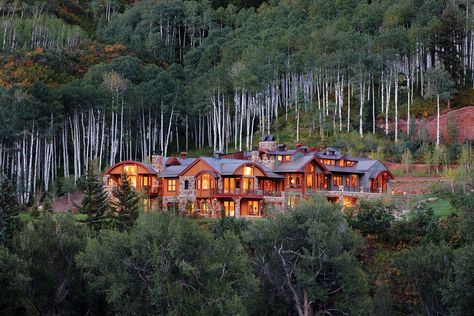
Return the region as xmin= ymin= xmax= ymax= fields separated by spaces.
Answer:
xmin=248 ymin=201 xmax=259 ymax=216
xmin=128 ymin=176 xmax=137 ymax=188
xmin=333 ymin=176 xmax=343 ymax=187
xmin=143 ymin=176 xmax=149 ymax=186
xmin=243 ymin=166 xmax=253 ymax=176
xmin=224 ymin=201 xmax=235 ymax=217
xmin=186 ymin=201 xmax=195 ymax=213
xmin=202 ymin=174 xmax=210 ymax=190
xmin=107 ymin=178 xmax=115 ymax=186
xmin=277 ymin=155 xmax=283 ymax=161
xmin=351 ymin=175 xmax=358 ymax=188
xmin=124 ymin=165 xmax=137 ymax=174
xmin=306 ymin=174 xmax=313 ymax=189
xmin=167 ymin=179 xmax=177 ymax=192
xmin=201 ymin=200 xmax=209 ymax=213
xmin=285 ymin=156 xmax=291 ymax=162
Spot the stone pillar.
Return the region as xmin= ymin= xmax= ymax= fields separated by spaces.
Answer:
xmin=251 ymin=150 xmax=259 ymax=162
xmin=235 ymin=198 xmax=241 ymax=218
xmin=152 ymin=154 xmax=164 ymax=175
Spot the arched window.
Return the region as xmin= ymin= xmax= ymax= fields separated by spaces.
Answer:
xmin=186 ymin=201 xmax=195 ymax=213
xmin=184 ymin=180 xmax=189 ymax=190
xmin=200 ymin=200 xmax=209 ymax=214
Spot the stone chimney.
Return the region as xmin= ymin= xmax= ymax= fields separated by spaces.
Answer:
xmin=259 ymin=134 xmax=277 ymax=152
xmin=180 ymin=151 xmax=187 ymax=159
xmin=251 ymin=147 xmax=259 ymax=162
xmin=152 ymin=151 xmax=164 ymax=175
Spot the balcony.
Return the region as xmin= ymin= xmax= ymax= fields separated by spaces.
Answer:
xmin=210 ymin=188 xmax=284 ymax=198
xmin=141 ymin=186 xmax=160 ymax=195
xmin=211 ymin=188 xmax=262 ymax=197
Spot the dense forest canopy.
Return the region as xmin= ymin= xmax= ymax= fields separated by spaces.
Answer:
xmin=0 ymin=0 xmax=473 ymax=202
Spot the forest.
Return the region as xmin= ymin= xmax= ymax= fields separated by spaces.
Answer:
xmin=1 ymin=176 xmax=474 ymax=315
xmin=0 ymin=0 xmax=471 ymax=202
xmin=0 ymin=0 xmax=474 ymax=314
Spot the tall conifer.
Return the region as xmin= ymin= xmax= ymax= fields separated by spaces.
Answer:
xmin=111 ymin=173 xmax=140 ymax=231
xmin=79 ymin=161 xmax=110 ymax=231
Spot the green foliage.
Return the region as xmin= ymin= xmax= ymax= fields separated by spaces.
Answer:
xmin=77 ymin=212 xmax=258 ymax=315
xmin=394 ymin=242 xmax=453 ymax=315
xmin=30 ymin=203 xmax=40 ymax=219
xmin=0 ymin=178 xmax=20 ymax=247
xmin=443 ymin=243 xmax=474 ymax=315
xmin=42 ymin=195 xmax=54 ymax=214
xmin=111 ymin=173 xmax=140 ymax=231
xmin=13 ymin=212 xmax=92 ymax=315
xmin=79 ymin=161 xmax=110 ymax=231
xmin=0 ymin=246 xmax=29 ymax=314
xmin=245 ymin=198 xmax=370 ymax=315
xmin=349 ymin=199 xmax=395 ymax=238
xmin=401 ymin=148 xmax=412 ymax=175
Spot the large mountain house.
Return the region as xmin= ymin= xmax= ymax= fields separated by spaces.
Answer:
xmin=103 ymin=135 xmax=394 ymax=217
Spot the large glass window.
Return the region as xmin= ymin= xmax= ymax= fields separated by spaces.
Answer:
xmin=202 ymin=174 xmax=210 ymax=190
xmin=124 ymin=165 xmax=137 ymax=174
xmin=167 ymin=179 xmax=177 ymax=192
xmin=243 ymin=166 xmax=253 ymax=176
xmin=306 ymin=174 xmax=313 ymax=189
xmin=200 ymin=200 xmax=209 ymax=214
xmin=243 ymin=178 xmax=254 ymax=191
xmin=351 ymin=175 xmax=358 ymax=188
xmin=223 ymin=201 xmax=235 ymax=217
xmin=333 ymin=176 xmax=343 ymax=188
xmin=248 ymin=201 xmax=259 ymax=216
xmin=128 ymin=176 xmax=137 ymax=188
xmin=224 ymin=178 xmax=235 ymax=193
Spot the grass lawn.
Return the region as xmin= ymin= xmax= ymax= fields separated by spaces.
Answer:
xmin=407 ymin=198 xmax=457 ymax=220
xmin=19 ymin=212 xmax=88 ymax=222
xmin=427 ymin=198 xmax=458 ymax=218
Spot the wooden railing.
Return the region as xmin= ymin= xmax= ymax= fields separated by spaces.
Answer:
xmin=141 ymin=186 xmax=160 ymax=194
xmin=210 ymin=189 xmax=283 ymax=197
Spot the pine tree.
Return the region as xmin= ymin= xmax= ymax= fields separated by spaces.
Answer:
xmin=0 ymin=178 xmax=20 ymax=247
xmin=111 ymin=173 xmax=140 ymax=231
xmin=31 ymin=203 xmax=40 ymax=218
xmin=42 ymin=195 xmax=54 ymax=214
xmin=79 ymin=161 xmax=110 ymax=231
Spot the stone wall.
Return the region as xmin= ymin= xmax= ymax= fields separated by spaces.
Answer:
xmin=259 ymin=141 xmax=277 ymax=151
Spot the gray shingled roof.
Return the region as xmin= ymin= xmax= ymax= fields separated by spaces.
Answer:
xmin=273 ymin=156 xmax=316 ymax=173
xmin=141 ymin=162 xmax=159 ymax=175
xmin=160 ymin=157 xmax=284 ymax=179
xmin=314 ymin=152 xmax=344 ymax=160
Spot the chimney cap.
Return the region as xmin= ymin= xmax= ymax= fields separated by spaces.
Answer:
xmin=261 ymin=134 xmax=276 ymax=141
xmin=180 ymin=151 xmax=187 ymax=159
xmin=213 ymin=150 xmax=224 ymax=159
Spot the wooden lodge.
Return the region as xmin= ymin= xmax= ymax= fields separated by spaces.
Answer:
xmin=103 ymin=135 xmax=394 ymax=217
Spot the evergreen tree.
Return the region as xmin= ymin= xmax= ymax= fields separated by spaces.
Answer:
xmin=30 ymin=203 xmax=40 ymax=218
xmin=0 ymin=178 xmax=20 ymax=247
xmin=111 ymin=173 xmax=140 ymax=231
xmin=42 ymin=195 xmax=54 ymax=214
xmin=79 ymin=161 xmax=110 ymax=231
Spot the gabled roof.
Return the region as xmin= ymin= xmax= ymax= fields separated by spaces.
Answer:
xmin=274 ymin=156 xmax=329 ymax=173
xmin=314 ymin=152 xmax=344 ymax=160
xmin=161 ymin=156 xmax=284 ymax=179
